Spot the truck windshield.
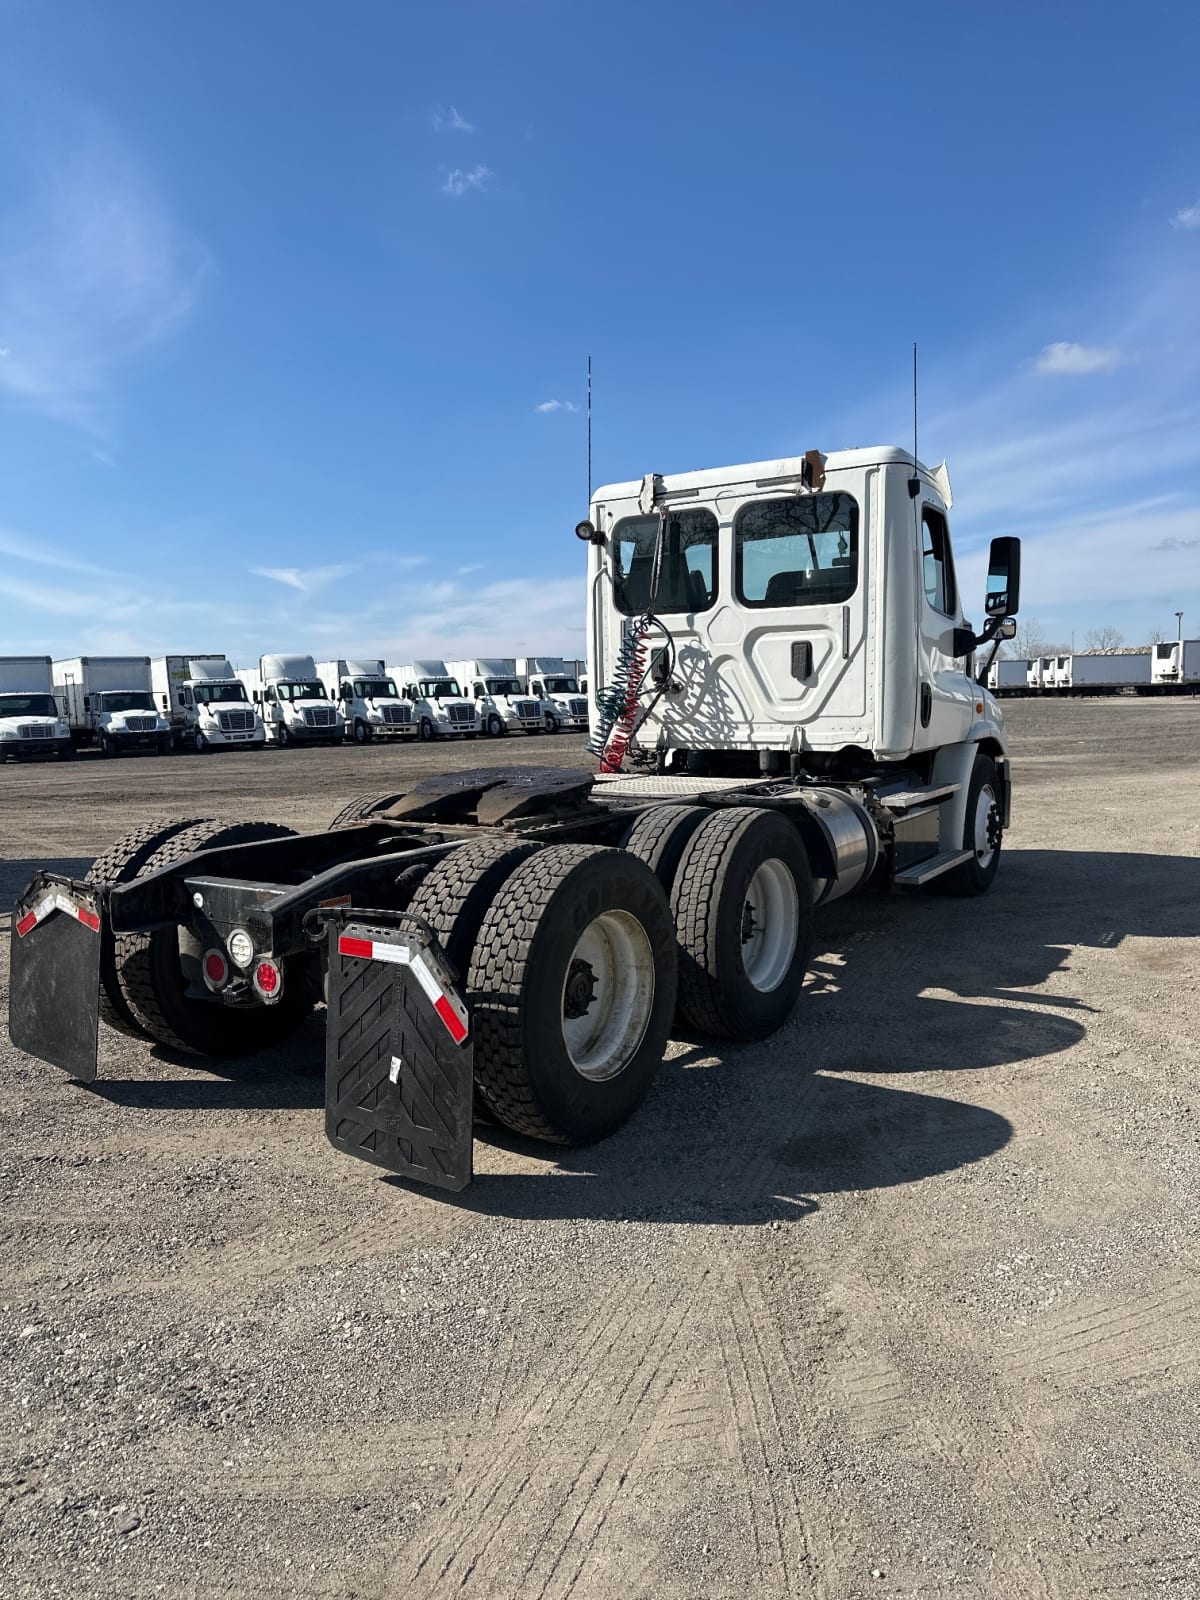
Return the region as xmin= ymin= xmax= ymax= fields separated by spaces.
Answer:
xmin=192 ymin=682 xmax=248 ymax=705
xmin=419 ymin=679 xmax=462 ymax=698
xmin=277 ymin=681 xmax=327 ymax=701
xmin=545 ymin=678 xmax=578 ymax=694
xmin=97 ymin=692 xmax=156 ymax=713
xmin=354 ymin=679 xmax=398 ymax=699
xmin=0 ymin=694 xmax=58 ymax=718
xmin=484 ymin=679 xmax=521 ymax=696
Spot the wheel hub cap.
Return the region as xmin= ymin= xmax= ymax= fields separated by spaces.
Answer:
xmin=741 ymin=858 xmax=800 ymax=993
xmin=561 ymin=911 xmax=655 ymax=1082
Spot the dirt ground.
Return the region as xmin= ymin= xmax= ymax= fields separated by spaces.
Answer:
xmin=2 ymin=701 xmax=1199 ymax=1600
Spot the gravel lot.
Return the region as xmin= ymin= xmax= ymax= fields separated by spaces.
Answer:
xmin=2 ymin=701 xmax=1199 ymax=1600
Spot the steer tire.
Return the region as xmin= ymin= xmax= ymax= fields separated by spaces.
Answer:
xmin=114 ymin=821 xmax=311 ymax=1056
xmin=938 ymin=754 xmax=1003 ymax=897
xmin=86 ymin=817 xmax=212 ymax=1038
xmin=468 ymin=845 xmax=677 ymax=1144
xmin=621 ymin=805 xmax=709 ymax=893
xmin=407 ymin=837 xmax=540 ymax=980
xmin=326 ymin=791 xmax=405 ymax=830
xmin=671 ymin=807 xmax=813 ymax=1041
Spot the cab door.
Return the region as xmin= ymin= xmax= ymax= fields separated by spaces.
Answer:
xmin=916 ymin=502 xmax=974 ymax=748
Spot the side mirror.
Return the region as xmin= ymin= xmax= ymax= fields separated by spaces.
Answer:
xmin=83 ymin=695 xmax=91 ymax=712
xmin=985 ymin=536 xmax=1021 ymax=617
xmin=998 ymin=618 xmax=1017 ymax=640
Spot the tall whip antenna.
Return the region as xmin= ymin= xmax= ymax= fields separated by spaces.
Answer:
xmin=912 ymin=341 xmax=918 ymax=466
xmin=587 ymin=355 xmax=592 ymax=504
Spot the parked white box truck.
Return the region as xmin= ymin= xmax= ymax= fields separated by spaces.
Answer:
xmin=315 ymin=660 xmax=416 ymax=744
xmin=53 ymin=657 xmax=171 ymax=756
xmin=517 ymin=658 xmax=589 ymax=732
xmin=237 ymin=655 xmax=344 ymax=746
xmin=1151 ymin=639 xmax=1200 ymax=690
xmin=390 ymin=661 xmax=480 ymax=741
xmin=0 ymin=657 xmax=73 ymax=761
xmin=446 ymin=659 xmax=545 ymax=737
xmin=1059 ymin=651 xmax=1151 ymax=693
xmin=986 ymin=658 xmax=1028 ymax=696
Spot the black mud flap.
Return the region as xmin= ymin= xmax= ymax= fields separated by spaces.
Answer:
xmin=8 ymin=875 xmax=103 ymax=1081
xmin=324 ymin=915 xmax=474 ymax=1191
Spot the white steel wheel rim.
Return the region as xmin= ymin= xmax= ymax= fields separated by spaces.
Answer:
xmin=741 ymin=858 xmax=800 ymax=993
xmin=974 ymin=784 xmax=999 ymax=870
xmin=561 ymin=910 xmax=656 ymax=1082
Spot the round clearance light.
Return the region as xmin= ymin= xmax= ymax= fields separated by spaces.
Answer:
xmin=575 ymin=519 xmax=597 ymax=542
xmin=203 ymin=950 xmax=229 ymax=989
xmin=253 ymin=959 xmax=281 ymax=1000
xmin=227 ymin=927 xmax=255 ymax=969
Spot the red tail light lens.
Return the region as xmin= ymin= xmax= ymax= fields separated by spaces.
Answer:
xmin=203 ymin=950 xmax=229 ymax=989
xmin=253 ymin=959 xmax=281 ymax=999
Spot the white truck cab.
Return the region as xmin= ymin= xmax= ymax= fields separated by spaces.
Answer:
xmin=53 ymin=657 xmax=171 ymax=756
xmin=392 ymin=661 xmax=480 ymax=741
xmin=316 ymin=660 xmax=416 ymax=744
xmin=0 ymin=657 xmax=73 ymax=761
xmin=151 ymin=656 xmax=264 ymax=751
xmin=238 ymin=655 xmax=344 ymax=747
xmin=517 ymin=658 xmax=589 ymax=733
xmin=447 ymin=659 xmax=545 ymax=737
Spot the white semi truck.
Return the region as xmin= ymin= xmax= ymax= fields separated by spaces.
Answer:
xmin=53 ymin=657 xmax=171 ymax=756
xmin=0 ymin=657 xmax=73 ymax=761
xmin=150 ymin=656 xmax=264 ymax=751
xmin=391 ymin=661 xmax=480 ymax=741
xmin=517 ymin=657 xmax=589 ymax=732
xmin=1151 ymin=639 xmax=1200 ymax=691
xmin=237 ymin=655 xmax=344 ymax=746
xmin=316 ymin=660 xmax=416 ymax=744
xmin=447 ymin=659 xmax=545 ymax=737
xmin=11 ymin=442 xmax=1021 ymax=1195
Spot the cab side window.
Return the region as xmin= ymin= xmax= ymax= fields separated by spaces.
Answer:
xmin=922 ymin=507 xmax=957 ymax=616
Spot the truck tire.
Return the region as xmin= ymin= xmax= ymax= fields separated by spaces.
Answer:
xmin=277 ymin=725 xmax=292 ymax=748
xmin=98 ymin=732 xmax=116 ymax=758
xmin=407 ymin=837 xmax=539 ymax=979
xmin=938 ymin=753 xmax=1003 ymax=897
xmin=86 ymin=817 xmax=212 ymax=1038
xmin=468 ymin=846 xmax=677 ymax=1144
xmin=486 ymin=713 xmax=505 ymax=737
xmin=621 ymin=805 xmax=709 ymax=893
xmin=419 ymin=717 xmax=434 ymax=741
xmin=113 ymin=821 xmax=312 ymax=1056
xmin=671 ymin=808 xmax=814 ymax=1041
xmin=353 ymin=719 xmax=370 ymax=745
xmin=194 ymin=731 xmax=211 ymax=754
xmin=543 ymin=711 xmax=560 ymax=735
xmin=326 ymin=791 xmax=404 ymax=830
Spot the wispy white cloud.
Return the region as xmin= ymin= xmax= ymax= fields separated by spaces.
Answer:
xmin=433 ymin=105 xmax=476 ymax=134
xmin=1170 ymin=202 xmax=1200 ymax=231
xmin=0 ymin=113 xmax=208 ymax=431
xmin=441 ymin=164 xmax=492 ymax=197
xmin=0 ymin=525 xmax=111 ymax=575
xmin=249 ymin=564 xmax=358 ymax=593
xmin=1033 ymin=341 xmax=1126 ymax=376
xmin=535 ymin=398 xmax=580 ymax=414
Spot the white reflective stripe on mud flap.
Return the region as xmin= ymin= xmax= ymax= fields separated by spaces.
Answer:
xmin=16 ymin=891 xmax=100 ymax=939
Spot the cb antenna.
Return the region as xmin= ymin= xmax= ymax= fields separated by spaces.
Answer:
xmin=908 ymin=341 xmax=921 ymax=499
xmin=587 ymin=355 xmax=592 ymax=504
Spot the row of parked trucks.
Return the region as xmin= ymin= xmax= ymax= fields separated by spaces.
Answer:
xmin=987 ymin=642 xmax=1200 ymax=696
xmin=0 ymin=653 xmax=588 ymax=758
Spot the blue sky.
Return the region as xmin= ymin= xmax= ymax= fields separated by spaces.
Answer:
xmin=1 ymin=0 xmax=1198 ymax=663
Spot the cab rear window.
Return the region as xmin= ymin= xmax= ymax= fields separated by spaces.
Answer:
xmin=735 ymin=492 xmax=858 ymax=607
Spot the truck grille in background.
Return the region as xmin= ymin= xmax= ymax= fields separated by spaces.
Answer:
xmin=381 ymin=704 xmax=412 ymax=725
xmin=569 ymin=698 xmax=588 ymax=718
xmin=124 ymin=718 xmax=157 ymax=733
xmin=303 ymin=707 xmax=337 ymax=729
xmin=447 ymin=704 xmax=474 ymax=725
xmin=18 ymin=725 xmax=52 ymax=740
xmin=516 ymin=700 xmax=540 ymax=721
xmin=217 ymin=710 xmax=254 ymax=732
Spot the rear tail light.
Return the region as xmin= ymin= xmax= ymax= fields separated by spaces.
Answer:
xmin=202 ymin=949 xmax=229 ymax=990
xmin=253 ymin=959 xmax=282 ymax=1001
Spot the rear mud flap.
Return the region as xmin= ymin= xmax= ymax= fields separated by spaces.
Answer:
xmin=8 ymin=875 xmax=103 ymax=1081
xmin=324 ymin=916 xmax=473 ymax=1191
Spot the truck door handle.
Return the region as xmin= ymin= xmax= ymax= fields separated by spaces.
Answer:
xmin=790 ymin=642 xmax=813 ymax=682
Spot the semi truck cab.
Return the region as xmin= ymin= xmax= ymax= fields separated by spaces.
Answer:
xmin=241 ymin=655 xmax=344 ymax=746
xmin=317 ymin=660 xmax=416 ymax=744
xmin=447 ymin=659 xmax=545 ymax=737
xmin=396 ymin=661 xmax=480 ymax=741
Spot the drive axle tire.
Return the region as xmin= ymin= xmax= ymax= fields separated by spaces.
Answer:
xmin=326 ymin=791 xmax=405 ymax=830
xmin=114 ymin=821 xmax=311 ymax=1056
xmin=621 ymin=805 xmax=709 ymax=893
xmin=468 ymin=846 xmax=677 ymax=1144
xmin=671 ymin=808 xmax=813 ymax=1041
xmin=86 ymin=817 xmax=212 ymax=1038
xmin=407 ymin=836 xmax=539 ymax=979
xmin=938 ymin=753 xmax=1003 ymax=897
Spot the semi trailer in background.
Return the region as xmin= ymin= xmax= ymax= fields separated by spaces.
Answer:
xmin=986 ymin=658 xmax=1029 ymax=696
xmin=53 ymin=657 xmax=171 ymax=756
xmin=1057 ymin=651 xmax=1152 ymax=694
xmin=1150 ymin=639 xmax=1200 ymax=691
xmin=11 ymin=443 xmax=1022 ymax=1193
xmin=0 ymin=657 xmax=73 ymax=761
xmin=237 ymin=655 xmax=344 ymax=746
xmin=316 ymin=660 xmax=416 ymax=743
xmin=391 ymin=661 xmax=480 ymax=741
xmin=517 ymin=658 xmax=589 ymax=731
xmin=447 ymin=659 xmax=545 ymax=737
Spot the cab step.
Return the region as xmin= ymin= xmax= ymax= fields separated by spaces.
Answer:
xmin=876 ymin=782 xmax=961 ymax=813
xmin=893 ymin=849 xmax=973 ymax=887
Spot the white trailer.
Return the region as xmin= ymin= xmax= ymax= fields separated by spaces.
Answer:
xmin=1151 ymin=639 xmax=1200 ymax=690
xmin=391 ymin=661 xmax=480 ymax=741
xmin=238 ymin=655 xmax=344 ymax=746
xmin=446 ymin=659 xmax=545 ymax=737
xmin=0 ymin=657 xmax=73 ymax=761
xmin=1060 ymin=651 xmax=1151 ymax=693
xmin=986 ymin=658 xmax=1029 ymax=696
xmin=1026 ymin=656 xmax=1052 ymax=692
xmin=316 ymin=660 xmax=416 ymax=744
xmin=53 ymin=657 xmax=171 ymax=756
xmin=516 ymin=657 xmax=589 ymax=732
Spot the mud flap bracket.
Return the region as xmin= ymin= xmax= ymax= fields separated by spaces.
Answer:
xmin=324 ymin=913 xmax=474 ymax=1191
